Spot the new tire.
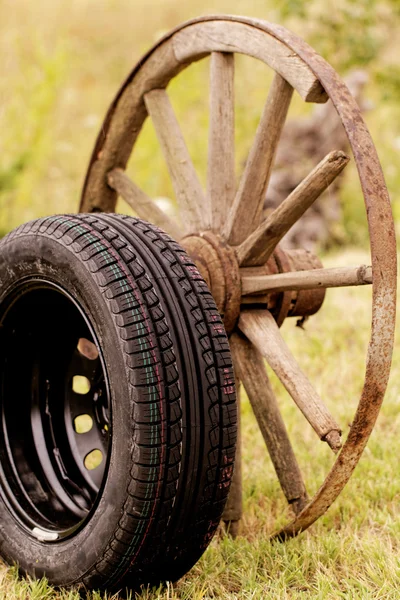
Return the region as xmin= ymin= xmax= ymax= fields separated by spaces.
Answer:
xmin=0 ymin=214 xmax=237 ymax=592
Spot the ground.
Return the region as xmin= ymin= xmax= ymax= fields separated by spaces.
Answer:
xmin=1 ymin=249 xmax=399 ymax=598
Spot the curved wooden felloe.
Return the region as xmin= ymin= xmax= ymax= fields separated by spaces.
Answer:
xmin=80 ymin=16 xmax=327 ymax=216
xmin=79 ymin=16 xmax=397 ymax=539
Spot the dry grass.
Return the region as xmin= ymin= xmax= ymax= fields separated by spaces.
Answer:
xmin=1 ymin=254 xmax=400 ymax=598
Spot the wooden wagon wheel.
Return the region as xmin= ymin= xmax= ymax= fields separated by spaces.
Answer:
xmin=79 ymin=15 xmax=396 ymax=539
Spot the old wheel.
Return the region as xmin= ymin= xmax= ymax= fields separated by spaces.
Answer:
xmin=80 ymin=16 xmax=396 ymax=538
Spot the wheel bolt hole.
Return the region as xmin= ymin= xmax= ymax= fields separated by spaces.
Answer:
xmin=77 ymin=337 xmax=99 ymax=360
xmin=84 ymin=449 xmax=103 ymax=471
xmin=74 ymin=414 xmax=93 ymax=434
xmin=72 ymin=375 xmax=91 ymax=395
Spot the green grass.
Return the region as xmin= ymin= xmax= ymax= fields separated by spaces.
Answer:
xmin=1 ymin=0 xmax=400 ymax=597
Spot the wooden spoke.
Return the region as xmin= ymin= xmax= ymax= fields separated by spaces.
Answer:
xmin=207 ymin=52 xmax=235 ymax=232
xmin=223 ymin=74 xmax=293 ymax=246
xmin=144 ymin=89 xmax=206 ymax=233
xmin=236 ymin=151 xmax=350 ymax=267
xmin=231 ymin=333 xmax=308 ymax=514
xmin=107 ymin=169 xmax=183 ymax=240
xmin=241 ymin=265 xmax=373 ymax=296
xmin=239 ymin=310 xmax=342 ymax=453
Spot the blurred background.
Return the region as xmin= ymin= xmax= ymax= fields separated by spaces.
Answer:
xmin=1 ymin=0 xmax=399 ymax=248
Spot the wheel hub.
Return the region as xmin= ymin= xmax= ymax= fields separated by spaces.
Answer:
xmin=182 ymin=231 xmax=241 ymax=334
xmin=241 ymin=247 xmax=326 ymax=326
xmin=182 ymin=232 xmax=326 ymax=332
xmin=0 ymin=281 xmax=110 ymax=540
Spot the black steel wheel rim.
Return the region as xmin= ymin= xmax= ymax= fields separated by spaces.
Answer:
xmin=0 ymin=279 xmax=111 ymax=541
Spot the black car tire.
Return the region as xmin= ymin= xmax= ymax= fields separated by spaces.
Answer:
xmin=0 ymin=214 xmax=237 ymax=592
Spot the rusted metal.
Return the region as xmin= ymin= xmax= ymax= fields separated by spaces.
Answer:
xmin=240 ymin=250 xmax=293 ymax=326
xmin=273 ymin=247 xmax=295 ymax=327
xmin=257 ymin=19 xmax=397 ymax=539
xmin=285 ymin=249 xmax=326 ymax=318
xmin=240 ymin=247 xmax=326 ymax=323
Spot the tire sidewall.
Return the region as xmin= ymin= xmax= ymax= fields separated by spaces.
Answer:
xmin=0 ymin=234 xmax=136 ymax=585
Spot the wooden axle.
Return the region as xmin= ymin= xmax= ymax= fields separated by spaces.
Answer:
xmin=182 ymin=229 xmax=374 ymax=333
xmin=240 ymin=248 xmax=327 ymax=321
xmin=241 ymin=264 xmax=373 ymax=296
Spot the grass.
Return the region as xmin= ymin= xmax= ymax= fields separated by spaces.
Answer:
xmin=0 ymin=250 xmax=399 ymax=598
xmin=1 ymin=0 xmax=400 ymax=597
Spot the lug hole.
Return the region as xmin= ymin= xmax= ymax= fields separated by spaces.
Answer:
xmin=72 ymin=375 xmax=91 ymax=395
xmin=84 ymin=450 xmax=103 ymax=471
xmin=77 ymin=337 xmax=99 ymax=360
xmin=74 ymin=415 xmax=93 ymax=434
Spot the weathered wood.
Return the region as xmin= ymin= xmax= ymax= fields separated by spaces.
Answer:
xmin=81 ymin=39 xmax=185 ymax=213
xmin=222 ymin=373 xmax=242 ymax=536
xmin=231 ymin=333 xmax=308 ymax=514
xmin=239 ymin=310 xmax=342 ymax=452
xmin=144 ymin=89 xmax=206 ymax=234
xmin=241 ymin=265 xmax=373 ymax=296
xmin=80 ymin=13 xmax=397 ymax=542
xmin=223 ymin=75 xmax=293 ymax=246
xmin=207 ymin=52 xmax=235 ymax=232
xmin=173 ymin=21 xmax=327 ymax=102
xmin=264 ymin=71 xmax=370 ymax=250
xmin=237 ymin=151 xmax=349 ymax=266
xmin=81 ymin=17 xmax=327 ymax=214
xmin=107 ymin=168 xmax=183 ymax=239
